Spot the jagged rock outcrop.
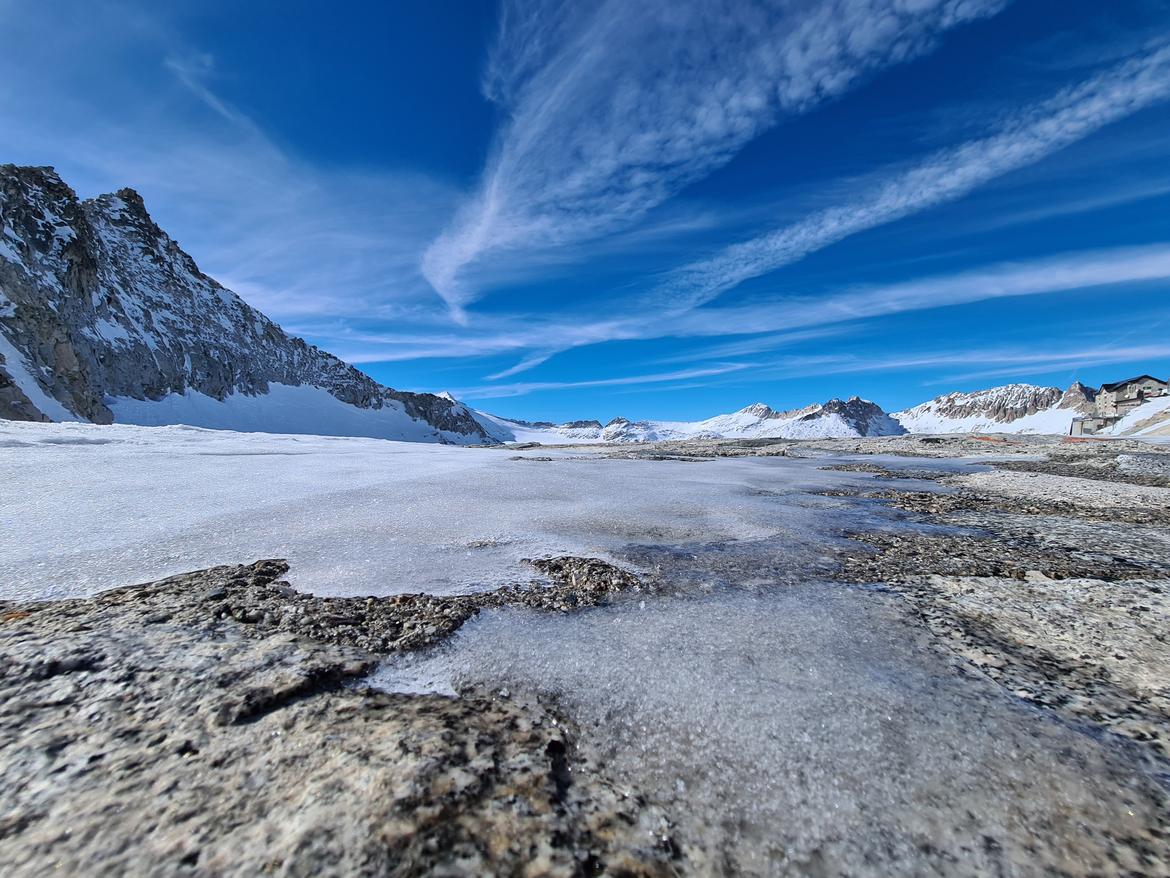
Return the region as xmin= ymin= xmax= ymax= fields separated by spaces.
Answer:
xmin=0 ymin=165 xmax=490 ymax=442
xmin=1059 ymin=380 xmax=1098 ymax=415
xmin=807 ymin=397 xmax=902 ymax=436
xmin=893 ymin=383 xmax=1089 ymax=434
xmin=908 ymin=384 xmax=1064 ymax=423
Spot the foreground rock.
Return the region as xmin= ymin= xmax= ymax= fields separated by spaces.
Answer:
xmin=890 ymin=573 xmax=1170 ymax=759
xmin=823 ymin=443 xmax=1170 ymax=767
xmin=0 ymin=560 xmax=680 ymax=877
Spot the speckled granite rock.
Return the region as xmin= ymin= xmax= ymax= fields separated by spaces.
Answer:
xmin=829 ymin=445 xmax=1170 ymax=769
xmin=895 ymin=573 xmax=1170 ymax=759
xmin=0 ymin=560 xmax=681 ymax=877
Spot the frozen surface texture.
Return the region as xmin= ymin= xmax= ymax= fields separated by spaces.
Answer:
xmin=3 ymin=423 xmax=1170 ymax=874
xmin=0 ymin=421 xmax=930 ymax=602
xmin=376 ymin=586 xmax=1169 ymax=874
xmin=0 ymin=561 xmax=681 ymax=877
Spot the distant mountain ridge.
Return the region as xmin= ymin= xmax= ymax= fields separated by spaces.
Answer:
xmin=0 ymin=165 xmax=489 ymax=443
xmin=473 ymin=396 xmax=905 ymax=444
xmin=467 ymin=378 xmax=1169 ymax=444
xmin=2 ymin=165 xmax=1164 ymax=444
xmin=891 ymin=382 xmax=1097 ymax=435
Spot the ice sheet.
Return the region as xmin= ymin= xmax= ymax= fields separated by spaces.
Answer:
xmin=1 ymin=421 xmax=940 ymax=601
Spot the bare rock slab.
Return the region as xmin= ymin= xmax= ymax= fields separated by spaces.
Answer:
xmin=0 ymin=561 xmax=680 ymax=877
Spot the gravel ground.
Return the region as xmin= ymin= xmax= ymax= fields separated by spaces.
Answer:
xmin=821 ymin=437 xmax=1170 ymax=772
xmin=952 ymin=468 xmax=1170 ymax=509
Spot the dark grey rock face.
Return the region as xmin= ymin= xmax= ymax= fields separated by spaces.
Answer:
xmin=809 ymin=396 xmax=900 ymax=436
xmin=0 ymin=365 xmax=46 ymax=421
xmin=0 ymin=165 xmax=490 ymax=441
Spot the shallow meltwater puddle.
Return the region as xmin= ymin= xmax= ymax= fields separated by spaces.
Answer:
xmin=373 ymin=583 xmax=1167 ymax=874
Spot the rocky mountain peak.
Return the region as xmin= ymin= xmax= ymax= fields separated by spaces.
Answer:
xmin=805 ymin=396 xmax=899 ymax=436
xmin=1059 ymin=381 xmax=1097 ymax=414
xmin=913 ymin=384 xmax=1065 ymax=423
xmin=739 ymin=402 xmax=776 ymax=419
xmin=0 ymin=164 xmax=491 ymax=443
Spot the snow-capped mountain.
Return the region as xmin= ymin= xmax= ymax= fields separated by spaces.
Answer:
xmin=0 ymin=165 xmax=489 ymax=443
xmin=470 ymin=379 xmax=1169 ymax=446
xmin=472 ymin=397 xmax=905 ymax=444
xmin=891 ymin=382 xmax=1096 ymax=435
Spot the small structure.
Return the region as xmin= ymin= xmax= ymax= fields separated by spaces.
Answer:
xmin=1070 ymin=375 xmax=1168 ymax=436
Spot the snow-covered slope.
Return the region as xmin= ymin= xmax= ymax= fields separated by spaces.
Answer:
xmin=892 ymin=383 xmax=1096 ymax=435
xmin=0 ymin=165 xmax=490 ymax=443
xmin=1109 ymin=395 xmax=1170 ymax=437
xmin=474 ymin=397 xmax=905 ymax=444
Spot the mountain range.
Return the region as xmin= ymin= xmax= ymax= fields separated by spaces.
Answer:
xmin=469 ymin=381 xmax=1169 ymax=443
xmin=1 ymin=165 xmax=1166 ymax=443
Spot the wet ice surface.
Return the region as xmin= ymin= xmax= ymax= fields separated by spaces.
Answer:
xmin=376 ymin=586 xmax=1168 ymax=874
xmin=0 ymin=422 xmax=950 ymax=601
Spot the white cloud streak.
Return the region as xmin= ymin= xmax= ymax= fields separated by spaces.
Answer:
xmin=665 ymin=242 xmax=1170 ymax=337
xmin=423 ymin=0 xmax=1008 ymax=318
xmin=753 ymin=342 xmax=1170 ymax=384
xmin=315 ymin=242 xmax=1170 ymax=372
xmin=657 ymin=40 xmax=1170 ymax=311
xmin=453 ymin=363 xmax=753 ymax=400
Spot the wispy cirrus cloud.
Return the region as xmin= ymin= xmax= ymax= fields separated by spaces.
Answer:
xmin=0 ymin=2 xmax=457 ymax=329
xmin=422 ymin=0 xmax=1008 ymax=319
xmin=750 ymin=341 xmax=1170 ymax=385
xmin=311 ymin=242 xmax=1170 ymax=370
xmin=654 ymin=40 xmax=1170 ymax=312
xmin=664 ymin=241 xmax=1170 ymax=337
xmin=452 ymin=363 xmax=753 ymax=400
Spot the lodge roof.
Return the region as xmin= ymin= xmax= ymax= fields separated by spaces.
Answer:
xmin=1100 ymin=375 xmax=1166 ymax=392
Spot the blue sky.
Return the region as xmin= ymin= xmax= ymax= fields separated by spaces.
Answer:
xmin=2 ymin=0 xmax=1168 ymax=421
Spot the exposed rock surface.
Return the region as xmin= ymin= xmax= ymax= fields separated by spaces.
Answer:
xmin=823 ymin=439 xmax=1170 ymax=768
xmin=893 ymin=383 xmax=1069 ymax=426
xmin=195 ymin=556 xmax=649 ymax=654
xmin=952 ymin=468 xmax=1170 ymax=509
xmin=893 ymin=573 xmax=1170 ymax=759
xmin=0 ymin=559 xmax=680 ymax=877
xmin=0 ymin=165 xmax=488 ymax=441
xmin=3 ymin=431 xmax=1170 ymax=875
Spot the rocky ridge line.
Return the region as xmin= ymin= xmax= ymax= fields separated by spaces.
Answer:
xmin=0 ymin=164 xmax=488 ymax=441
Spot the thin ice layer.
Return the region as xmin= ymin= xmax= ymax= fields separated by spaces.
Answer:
xmin=375 ymin=586 xmax=1168 ymax=874
xmin=0 ymin=421 xmax=943 ymax=601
